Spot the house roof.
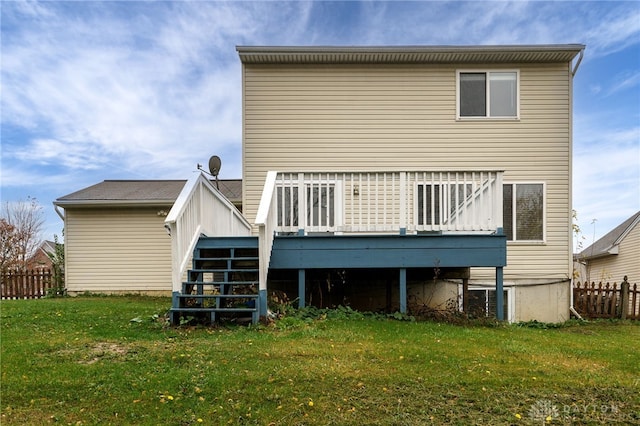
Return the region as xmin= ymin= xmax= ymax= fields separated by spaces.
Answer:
xmin=40 ymin=240 xmax=56 ymax=255
xmin=55 ymin=179 xmax=242 ymax=207
xmin=577 ymin=211 xmax=640 ymax=260
xmin=237 ymin=44 xmax=585 ymax=65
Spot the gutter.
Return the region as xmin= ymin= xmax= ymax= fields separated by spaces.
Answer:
xmin=53 ymin=199 xmax=175 ymax=208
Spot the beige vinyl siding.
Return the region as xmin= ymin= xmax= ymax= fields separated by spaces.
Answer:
xmin=586 ymin=224 xmax=640 ymax=284
xmin=243 ymin=62 xmax=573 ymax=281
xmin=65 ymin=207 xmax=172 ymax=293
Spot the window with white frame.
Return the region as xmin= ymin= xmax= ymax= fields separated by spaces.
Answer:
xmin=460 ymin=287 xmax=511 ymax=320
xmin=503 ymin=183 xmax=544 ymax=241
xmin=458 ymin=71 xmax=518 ymax=118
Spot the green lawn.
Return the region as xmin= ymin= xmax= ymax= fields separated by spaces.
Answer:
xmin=1 ymin=296 xmax=639 ymax=425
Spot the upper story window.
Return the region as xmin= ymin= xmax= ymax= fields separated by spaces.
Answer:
xmin=458 ymin=71 xmax=519 ymax=119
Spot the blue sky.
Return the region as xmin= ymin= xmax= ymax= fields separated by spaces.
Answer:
xmin=1 ymin=1 xmax=639 ymax=249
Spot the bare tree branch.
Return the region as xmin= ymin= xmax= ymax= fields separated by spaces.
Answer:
xmin=1 ymin=197 xmax=45 ymax=269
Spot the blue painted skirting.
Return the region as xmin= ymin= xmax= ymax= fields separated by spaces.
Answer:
xmin=269 ymin=233 xmax=506 ymax=270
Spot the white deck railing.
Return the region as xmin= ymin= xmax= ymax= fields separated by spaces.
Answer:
xmin=165 ymin=173 xmax=252 ymax=292
xmin=255 ymin=171 xmax=279 ymax=294
xmin=254 ymin=170 xmax=503 ymax=303
xmin=265 ymin=170 xmax=503 ymax=235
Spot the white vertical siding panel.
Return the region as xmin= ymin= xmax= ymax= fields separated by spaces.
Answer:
xmin=243 ymin=62 xmax=572 ymax=280
xmin=586 ymin=224 xmax=640 ymax=284
xmin=65 ymin=207 xmax=173 ymax=293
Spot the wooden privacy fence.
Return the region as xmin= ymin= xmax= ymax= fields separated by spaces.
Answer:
xmin=573 ymin=278 xmax=639 ymax=320
xmin=1 ymin=269 xmax=59 ymax=299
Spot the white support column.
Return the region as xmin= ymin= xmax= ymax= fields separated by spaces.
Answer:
xmin=298 ymin=173 xmax=305 ymax=233
xmin=399 ymin=172 xmax=407 ymax=233
xmin=494 ymin=172 xmax=504 ymax=231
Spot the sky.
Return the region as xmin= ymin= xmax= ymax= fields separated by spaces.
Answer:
xmin=1 ymin=0 xmax=639 ymax=250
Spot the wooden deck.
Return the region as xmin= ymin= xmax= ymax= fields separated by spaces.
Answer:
xmin=269 ymin=233 xmax=507 ymax=269
xmin=268 ymin=231 xmax=507 ymax=318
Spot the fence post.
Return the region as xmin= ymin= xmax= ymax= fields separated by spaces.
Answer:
xmin=621 ymin=276 xmax=630 ymax=320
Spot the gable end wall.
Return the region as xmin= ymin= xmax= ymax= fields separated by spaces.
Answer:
xmin=582 ymin=223 xmax=640 ymax=284
xmin=64 ymin=207 xmax=172 ymax=294
xmin=242 ymin=62 xmax=573 ymax=283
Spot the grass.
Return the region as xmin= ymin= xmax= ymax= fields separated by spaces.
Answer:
xmin=1 ymin=296 xmax=639 ymax=425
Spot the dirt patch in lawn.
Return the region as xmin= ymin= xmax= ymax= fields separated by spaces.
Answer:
xmin=80 ymin=342 xmax=129 ymax=364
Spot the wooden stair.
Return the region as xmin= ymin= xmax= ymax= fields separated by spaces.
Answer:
xmin=170 ymin=236 xmax=259 ymax=325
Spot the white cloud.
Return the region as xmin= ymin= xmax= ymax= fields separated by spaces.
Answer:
xmin=1 ymin=2 xmax=255 ymax=178
xmin=584 ymin=5 xmax=640 ymax=57
xmin=12 ymin=138 xmax=104 ymax=170
xmin=607 ymin=71 xmax=640 ymax=96
xmin=573 ymin=119 xmax=640 ymax=242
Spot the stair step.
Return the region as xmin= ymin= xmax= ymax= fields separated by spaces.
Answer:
xmin=177 ymin=294 xmax=258 ymax=299
xmin=181 ymin=283 xmax=257 ymax=293
xmin=195 ymin=236 xmax=258 ymax=250
xmin=170 ymin=307 xmax=257 ymax=313
xmin=183 ymin=281 xmax=258 ymax=287
xmin=170 ymin=236 xmax=261 ymax=326
xmin=189 ymin=268 xmax=259 ymax=274
xmin=189 ymin=269 xmax=259 ymax=273
xmin=193 ymin=257 xmax=258 ymax=261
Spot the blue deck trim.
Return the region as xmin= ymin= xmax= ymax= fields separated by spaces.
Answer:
xmin=399 ymin=268 xmax=407 ymax=313
xmin=298 ymin=269 xmax=306 ymax=308
xmin=496 ymin=267 xmax=504 ymax=321
xmin=259 ymin=289 xmax=267 ymax=320
xmin=269 ymin=234 xmax=506 ymax=270
xmin=196 ymin=236 xmax=258 ymax=249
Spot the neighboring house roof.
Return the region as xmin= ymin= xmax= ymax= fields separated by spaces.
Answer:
xmin=39 ymin=240 xmax=56 ymax=255
xmin=26 ymin=240 xmax=56 ymax=269
xmin=55 ymin=179 xmax=242 ymax=207
xmin=237 ymin=44 xmax=585 ymax=65
xmin=577 ymin=211 xmax=640 ymax=260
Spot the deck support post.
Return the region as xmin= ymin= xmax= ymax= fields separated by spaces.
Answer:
xmin=298 ymin=269 xmax=306 ymax=308
xmin=171 ymin=291 xmax=180 ymax=325
xmin=259 ymin=289 xmax=267 ymax=321
xmin=462 ymin=278 xmax=469 ymax=314
xmin=399 ymin=268 xmax=407 ymax=314
xmin=496 ymin=267 xmax=504 ymax=321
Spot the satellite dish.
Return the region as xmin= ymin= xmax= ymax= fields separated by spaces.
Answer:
xmin=208 ymin=155 xmax=222 ymax=177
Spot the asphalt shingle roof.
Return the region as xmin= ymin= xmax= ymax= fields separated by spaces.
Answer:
xmin=55 ymin=179 xmax=242 ymax=206
xmin=578 ymin=211 xmax=640 ymax=259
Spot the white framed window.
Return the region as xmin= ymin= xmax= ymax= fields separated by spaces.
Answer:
xmin=503 ymin=182 xmax=545 ymax=242
xmin=457 ymin=70 xmax=519 ymax=119
xmin=459 ymin=285 xmax=514 ymax=322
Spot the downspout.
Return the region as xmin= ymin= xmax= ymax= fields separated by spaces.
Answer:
xmin=54 ymin=204 xmax=65 ymax=221
xmin=568 ymin=46 xmax=585 ymax=321
xmin=569 ymin=277 xmax=583 ymax=320
xmin=571 ymin=48 xmax=584 ymax=77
